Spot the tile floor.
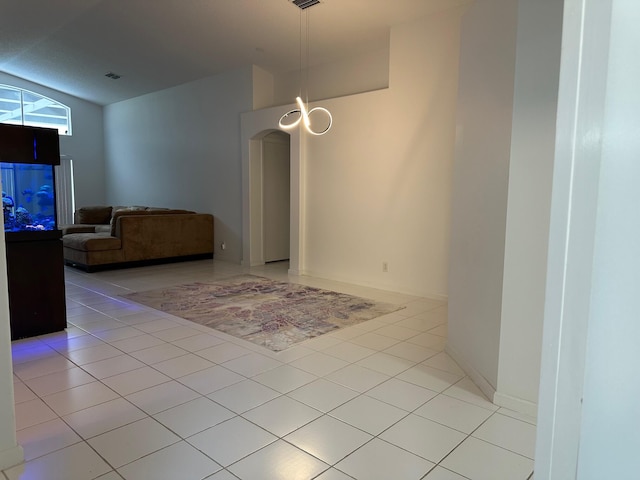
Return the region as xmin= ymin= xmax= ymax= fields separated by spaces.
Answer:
xmin=4 ymin=260 xmax=536 ymax=480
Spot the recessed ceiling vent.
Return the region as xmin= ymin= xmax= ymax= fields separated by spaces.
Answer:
xmin=291 ymin=0 xmax=320 ymax=10
xmin=104 ymin=72 xmax=121 ymax=80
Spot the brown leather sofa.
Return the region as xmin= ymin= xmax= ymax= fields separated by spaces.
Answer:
xmin=61 ymin=206 xmax=214 ymax=272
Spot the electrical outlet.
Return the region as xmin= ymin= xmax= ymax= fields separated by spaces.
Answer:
xmin=220 ymin=242 xmax=226 ymax=251
xmin=382 ymin=261 xmax=388 ymax=273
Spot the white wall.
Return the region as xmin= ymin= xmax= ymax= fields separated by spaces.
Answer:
xmin=0 ymin=233 xmax=23 ymax=470
xmin=103 ymin=67 xmax=255 ymax=263
xmin=274 ymin=48 xmax=390 ymax=106
xmin=0 ymin=72 xmax=105 ymax=207
xmin=447 ymin=0 xmax=561 ymax=412
xmin=447 ymin=0 xmax=518 ymax=391
xmin=297 ymin=10 xmax=463 ymax=298
xmin=576 ymin=1 xmax=640 ymax=476
xmin=496 ymin=0 xmax=563 ymax=414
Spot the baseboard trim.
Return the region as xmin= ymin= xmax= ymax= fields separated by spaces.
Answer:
xmin=299 ymin=269 xmax=448 ymax=301
xmin=445 ymin=343 xmax=497 ymax=403
xmin=0 ymin=444 xmax=23 ymax=471
xmin=493 ymin=391 xmax=539 ymax=418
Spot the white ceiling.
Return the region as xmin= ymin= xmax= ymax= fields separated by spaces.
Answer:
xmin=0 ymin=0 xmax=469 ymax=105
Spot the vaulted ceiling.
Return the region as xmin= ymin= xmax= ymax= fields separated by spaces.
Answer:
xmin=0 ymin=0 xmax=470 ymax=105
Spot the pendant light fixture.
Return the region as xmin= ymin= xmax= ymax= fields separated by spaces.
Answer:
xmin=279 ymin=0 xmax=332 ymax=136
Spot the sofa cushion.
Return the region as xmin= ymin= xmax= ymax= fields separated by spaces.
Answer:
xmin=95 ymin=225 xmax=111 ymax=234
xmin=76 ymin=206 xmax=113 ymax=225
xmin=63 ymin=233 xmax=121 ymax=252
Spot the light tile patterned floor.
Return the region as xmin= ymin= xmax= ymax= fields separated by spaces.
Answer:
xmin=3 ymin=260 xmax=536 ymax=480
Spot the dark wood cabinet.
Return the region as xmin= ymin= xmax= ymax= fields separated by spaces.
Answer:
xmin=5 ymin=231 xmax=67 ymax=340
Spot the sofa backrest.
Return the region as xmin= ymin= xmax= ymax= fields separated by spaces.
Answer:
xmin=110 ymin=209 xmax=195 ymax=236
xmin=74 ymin=206 xmax=113 ymax=225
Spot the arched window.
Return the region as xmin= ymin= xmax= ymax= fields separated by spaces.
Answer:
xmin=0 ymin=84 xmax=72 ymax=135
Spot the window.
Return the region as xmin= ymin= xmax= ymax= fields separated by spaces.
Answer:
xmin=0 ymin=84 xmax=72 ymax=135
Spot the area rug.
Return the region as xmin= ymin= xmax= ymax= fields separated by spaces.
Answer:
xmin=121 ymin=275 xmax=404 ymax=351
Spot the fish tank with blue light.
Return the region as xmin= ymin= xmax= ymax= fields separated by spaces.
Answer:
xmin=0 ymin=123 xmax=61 ymax=240
xmin=2 ymin=162 xmax=56 ymax=233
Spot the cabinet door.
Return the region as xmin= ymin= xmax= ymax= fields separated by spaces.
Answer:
xmin=6 ymin=238 xmax=67 ymax=340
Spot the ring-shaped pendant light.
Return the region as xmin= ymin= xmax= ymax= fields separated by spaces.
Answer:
xmin=279 ymin=96 xmax=332 ymax=136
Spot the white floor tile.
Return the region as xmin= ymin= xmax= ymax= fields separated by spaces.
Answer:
xmin=88 ymin=417 xmax=180 ymax=468
xmin=379 ymin=414 xmax=466 ymax=463
xmin=16 ymin=418 xmax=82 ymax=461
xmin=251 ymin=364 xmax=317 ymax=393
xmin=196 ymin=342 xmax=253 ymax=363
xmin=128 ymin=343 xmax=188 ymax=364
xmin=24 ymin=366 xmax=96 ymax=397
xmin=440 ymin=437 xmax=534 ymax=480
xmin=92 ymin=326 xmax=145 ymax=343
xmin=154 ymin=396 xmax=235 ymax=437
xmin=118 ymin=441 xmax=221 ymax=480
xmin=472 ymin=413 xmax=537 ymax=459
xmin=3 ymin=442 xmax=112 ymax=480
xmin=49 ymin=335 xmax=106 ymax=354
xmin=414 ymin=394 xmax=494 ymax=434
xmin=228 ymin=440 xmax=329 ymax=480
xmin=81 ymin=355 xmax=146 ymax=380
xmin=314 ymin=468 xmax=355 ymax=480
xmin=423 ymin=466 xmax=469 ymax=480
xmin=355 ymin=352 xmax=414 ymax=376
xmin=421 ymin=352 xmax=465 ymax=376
xmin=334 ymin=438 xmax=434 ymax=480
xmin=289 ymin=352 xmax=349 ymax=376
xmin=442 ymin=377 xmax=499 ymax=411
xmin=178 ymin=365 xmax=245 ymax=395
xmin=62 ymin=397 xmax=147 ymax=439
xmin=406 ymin=332 xmax=447 ymax=350
xmin=350 ymin=332 xmax=399 ymax=350
xmin=383 ymin=341 xmax=439 ymax=363
xmin=13 ymin=354 xmax=76 ymax=381
xmin=66 ymin=344 xmax=124 ymax=366
xmin=187 ymin=417 xmax=276 ymax=467
xmin=204 ymin=470 xmax=240 ymax=480
xmin=288 ymin=379 xmax=359 ymax=412
xmin=329 ymin=395 xmax=406 ymax=436
xmin=12 ymin=381 xmax=37 ymax=404
xmin=101 ymin=366 xmax=171 ymax=396
xmin=365 ymin=378 xmax=438 ymax=412
xmin=151 ymin=325 xmax=202 ymax=342
xmin=42 ymin=381 xmax=120 ymax=416
xmin=222 ymin=352 xmax=283 ymax=377
xmin=125 ymin=380 xmax=200 ymax=415
xmin=171 ymin=333 xmax=225 ymax=352
xmin=207 ymin=379 xmax=281 ymax=414
xmin=95 ymin=472 xmax=124 ymax=480
xmin=7 ymin=260 xmax=536 ymax=480
xmin=152 ymin=353 xmax=215 ymax=378
xmin=373 ymin=324 xmax=422 ymax=341
xmin=134 ymin=318 xmax=182 ymax=333
xmin=397 ymin=364 xmax=462 ymax=392
xmin=242 ymin=396 xmax=321 ymax=437
xmin=325 ymin=364 xmax=390 ymax=393
xmin=109 ymin=334 xmax=166 ymax=353
xmin=322 ymin=342 xmax=376 ymax=363
xmin=285 ymin=415 xmax=372 ymax=465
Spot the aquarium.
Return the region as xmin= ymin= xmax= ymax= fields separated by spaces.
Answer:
xmin=2 ymin=162 xmax=57 ymax=233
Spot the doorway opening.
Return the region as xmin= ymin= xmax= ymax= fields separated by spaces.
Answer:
xmin=261 ymin=131 xmax=291 ymax=263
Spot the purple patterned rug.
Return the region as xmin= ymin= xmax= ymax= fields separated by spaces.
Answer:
xmin=121 ymin=275 xmax=404 ymax=351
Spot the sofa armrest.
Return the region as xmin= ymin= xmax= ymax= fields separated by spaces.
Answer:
xmin=60 ymin=224 xmax=97 ymax=236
